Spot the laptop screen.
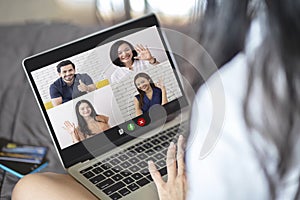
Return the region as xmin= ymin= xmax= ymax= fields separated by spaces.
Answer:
xmin=24 ymin=14 xmax=188 ymax=168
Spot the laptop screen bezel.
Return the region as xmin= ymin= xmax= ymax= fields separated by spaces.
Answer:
xmin=23 ymin=14 xmax=189 ymax=168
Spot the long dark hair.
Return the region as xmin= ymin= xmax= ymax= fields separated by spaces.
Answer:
xmin=243 ymin=1 xmax=300 ymax=199
xmin=110 ymin=40 xmax=138 ymax=67
xmin=134 ymin=72 xmax=157 ymax=109
xmin=75 ymin=100 xmax=100 ymax=136
xmin=195 ymin=0 xmax=300 ymax=199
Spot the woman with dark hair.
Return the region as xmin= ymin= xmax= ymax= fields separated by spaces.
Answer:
xmin=148 ymin=1 xmax=300 ymax=200
xmin=12 ymin=1 xmax=300 ymax=199
xmin=110 ymin=40 xmax=159 ymax=83
xmin=64 ymin=99 xmax=110 ymax=143
xmin=133 ymin=72 xmax=168 ymax=116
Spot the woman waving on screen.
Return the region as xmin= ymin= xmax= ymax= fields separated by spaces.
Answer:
xmin=110 ymin=40 xmax=159 ymax=83
xmin=64 ymin=99 xmax=110 ymax=143
xmin=133 ymin=72 xmax=167 ymax=116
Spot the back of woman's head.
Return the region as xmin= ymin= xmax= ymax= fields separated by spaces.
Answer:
xmin=195 ymin=0 xmax=300 ymax=198
xmin=243 ymin=0 xmax=300 ymax=198
xmin=198 ymin=0 xmax=250 ymax=68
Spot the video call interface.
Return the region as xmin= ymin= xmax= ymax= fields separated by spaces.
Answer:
xmin=31 ymin=26 xmax=183 ymax=150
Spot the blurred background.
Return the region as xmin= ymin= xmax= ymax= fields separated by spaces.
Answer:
xmin=0 ymin=0 xmax=204 ymax=28
xmin=0 ymin=0 xmax=205 ymax=99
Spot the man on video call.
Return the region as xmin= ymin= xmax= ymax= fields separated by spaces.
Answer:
xmin=49 ymin=60 xmax=96 ymax=107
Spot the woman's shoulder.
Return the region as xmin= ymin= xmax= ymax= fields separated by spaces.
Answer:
xmin=153 ymin=87 xmax=162 ymax=94
xmin=95 ymin=115 xmax=109 ymax=123
xmin=135 ymin=94 xmax=141 ymax=99
xmin=111 ymin=67 xmax=131 ymax=83
xmin=133 ymin=59 xmax=148 ymax=71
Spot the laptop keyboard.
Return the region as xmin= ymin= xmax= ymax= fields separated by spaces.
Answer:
xmin=79 ymin=123 xmax=185 ymax=200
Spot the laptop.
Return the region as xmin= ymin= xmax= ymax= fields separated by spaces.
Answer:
xmin=23 ymin=13 xmax=190 ymax=200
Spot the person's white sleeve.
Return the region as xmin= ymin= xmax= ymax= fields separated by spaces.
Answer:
xmin=111 ymin=68 xmax=130 ymax=83
xmin=186 ymin=53 xmax=268 ymax=200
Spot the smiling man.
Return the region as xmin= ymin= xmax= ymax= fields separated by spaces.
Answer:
xmin=49 ymin=60 xmax=96 ymax=107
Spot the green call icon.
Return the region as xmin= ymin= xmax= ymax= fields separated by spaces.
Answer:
xmin=127 ymin=123 xmax=135 ymax=131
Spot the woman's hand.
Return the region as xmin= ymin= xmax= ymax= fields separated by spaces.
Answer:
xmin=134 ymin=44 xmax=154 ymax=61
xmin=155 ymin=79 xmax=166 ymax=91
xmin=64 ymin=121 xmax=80 ymax=143
xmin=64 ymin=121 xmax=75 ymax=133
xmin=155 ymin=79 xmax=168 ymax=105
xmin=149 ymin=135 xmax=187 ymax=200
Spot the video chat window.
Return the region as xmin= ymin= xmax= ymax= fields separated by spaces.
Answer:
xmin=31 ymin=26 xmax=182 ymax=149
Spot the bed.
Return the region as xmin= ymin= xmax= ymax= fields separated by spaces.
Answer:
xmin=0 ymin=22 xmax=102 ymax=199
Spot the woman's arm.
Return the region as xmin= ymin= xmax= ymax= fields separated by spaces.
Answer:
xmin=156 ymin=79 xmax=168 ymax=105
xmin=96 ymin=115 xmax=111 ymax=129
xmin=149 ymin=135 xmax=187 ymax=200
xmin=134 ymin=44 xmax=160 ymax=65
xmin=161 ymin=87 xmax=168 ymax=105
xmin=96 ymin=115 xmax=109 ymax=123
xmin=149 ymin=57 xmax=160 ymax=65
xmin=64 ymin=121 xmax=85 ymax=143
xmin=134 ymin=97 xmax=143 ymax=116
